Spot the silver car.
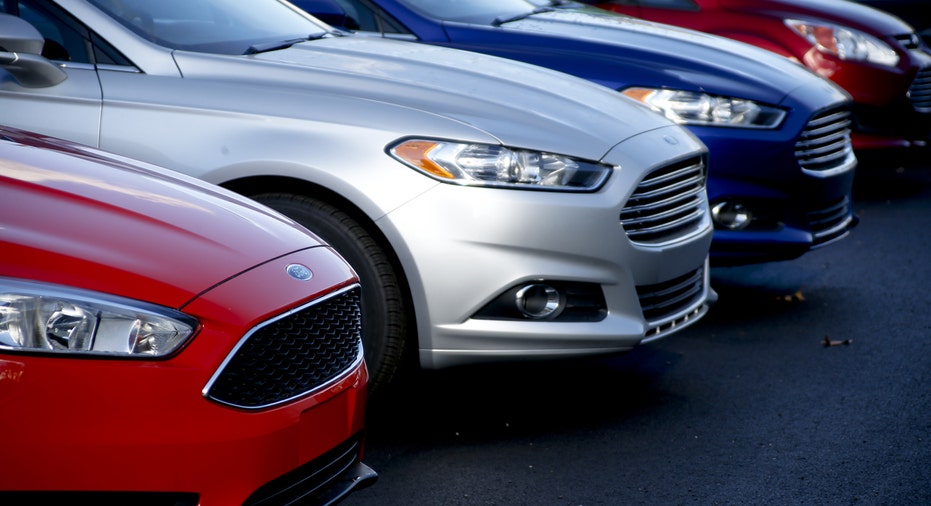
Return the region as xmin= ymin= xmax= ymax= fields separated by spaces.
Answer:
xmin=0 ymin=0 xmax=714 ymax=392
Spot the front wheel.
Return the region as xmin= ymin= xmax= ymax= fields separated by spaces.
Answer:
xmin=253 ymin=193 xmax=409 ymax=394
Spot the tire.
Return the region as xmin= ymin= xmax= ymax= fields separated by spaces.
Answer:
xmin=253 ymin=193 xmax=409 ymax=394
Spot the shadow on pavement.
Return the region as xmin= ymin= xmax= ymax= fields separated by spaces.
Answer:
xmin=365 ymin=345 xmax=682 ymax=444
xmin=853 ymin=154 xmax=931 ymax=201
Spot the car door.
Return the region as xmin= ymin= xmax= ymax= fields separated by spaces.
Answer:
xmin=0 ymin=0 xmax=104 ymax=147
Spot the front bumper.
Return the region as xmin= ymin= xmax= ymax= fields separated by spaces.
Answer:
xmin=689 ymin=97 xmax=857 ymax=265
xmin=0 ymin=355 xmax=370 ymax=504
xmin=0 ymin=248 xmax=372 ymax=504
xmin=377 ymin=125 xmax=716 ymax=369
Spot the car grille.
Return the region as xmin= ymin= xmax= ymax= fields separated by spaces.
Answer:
xmin=809 ymin=196 xmax=856 ymax=247
xmin=637 ymin=265 xmax=705 ymax=322
xmin=620 ymin=156 xmax=707 ymax=244
xmin=908 ymin=66 xmax=931 ymax=112
xmin=244 ymin=434 xmax=376 ymax=506
xmin=204 ymin=286 xmax=363 ymax=410
xmin=795 ymin=107 xmax=856 ymax=177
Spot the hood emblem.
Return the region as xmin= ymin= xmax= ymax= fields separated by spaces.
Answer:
xmin=663 ymin=135 xmax=679 ymax=146
xmin=286 ymin=263 xmax=313 ymax=281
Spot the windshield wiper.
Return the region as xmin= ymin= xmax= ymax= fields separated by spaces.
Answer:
xmin=492 ymin=7 xmax=555 ymax=27
xmin=243 ymin=31 xmax=329 ymax=55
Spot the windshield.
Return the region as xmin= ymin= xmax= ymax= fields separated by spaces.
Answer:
xmin=88 ymin=0 xmax=331 ymax=55
xmin=395 ymin=0 xmax=539 ymax=24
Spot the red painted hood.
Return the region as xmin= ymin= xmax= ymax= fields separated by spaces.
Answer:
xmin=0 ymin=126 xmax=326 ymax=308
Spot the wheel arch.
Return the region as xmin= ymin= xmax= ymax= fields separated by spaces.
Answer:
xmin=222 ymin=174 xmax=421 ymax=364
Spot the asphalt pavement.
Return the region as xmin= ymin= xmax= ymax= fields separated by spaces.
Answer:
xmin=347 ymin=158 xmax=931 ymax=505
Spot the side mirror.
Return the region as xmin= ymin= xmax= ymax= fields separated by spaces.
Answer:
xmin=290 ymin=0 xmax=353 ymax=30
xmin=0 ymin=14 xmax=66 ymax=88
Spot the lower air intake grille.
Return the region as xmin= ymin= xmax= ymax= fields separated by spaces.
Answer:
xmin=620 ymin=156 xmax=707 ymax=244
xmin=205 ymin=286 xmax=363 ymax=410
xmin=244 ymin=434 xmax=375 ymax=506
xmin=637 ymin=266 xmax=705 ymax=323
xmin=809 ymin=196 xmax=856 ymax=246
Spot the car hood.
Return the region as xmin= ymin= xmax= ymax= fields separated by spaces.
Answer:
xmin=491 ymin=9 xmax=839 ymax=104
xmin=173 ymin=35 xmax=676 ymax=162
xmin=719 ymin=0 xmax=914 ymax=35
xmin=0 ymin=127 xmax=326 ymax=308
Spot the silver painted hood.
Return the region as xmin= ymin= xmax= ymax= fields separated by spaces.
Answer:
xmin=173 ymin=35 xmax=677 ymax=162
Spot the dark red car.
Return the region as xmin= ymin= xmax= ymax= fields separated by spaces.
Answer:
xmin=0 ymin=126 xmax=375 ymax=504
xmin=588 ymin=0 xmax=931 ymax=163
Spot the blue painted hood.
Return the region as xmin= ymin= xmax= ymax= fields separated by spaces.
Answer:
xmin=442 ymin=8 xmax=846 ymax=107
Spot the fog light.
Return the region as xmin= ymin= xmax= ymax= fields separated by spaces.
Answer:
xmin=473 ymin=281 xmax=605 ymax=321
xmin=515 ymin=284 xmax=560 ymax=319
xmin=711 ymin=201 xmax=752 ymax=230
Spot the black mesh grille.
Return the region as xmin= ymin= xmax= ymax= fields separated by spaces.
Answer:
xmin=908 ymin=66 xmax=931 ymax=112
xmin=795 ymin=107 xmax=855 ymax=174
xmin=620 ymin=156 xmax=707 ymax=244
xmin=205 ymin=287 xmax=363 ymax=409
xmin=636 ymin=266 xmax=705 ymax=323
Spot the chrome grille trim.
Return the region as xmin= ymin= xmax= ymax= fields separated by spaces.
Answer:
xmin=636 ymin=163 xmax=705 ymax=191
xmin=620 ymin=189 xmax=705 ymax=226
xmin=621 ymin=156 xmax=707 ymax=245
xmin=637 ymin=261 xmax=710 ymax=343
xmin=203 ymin=284 xmax=364 ymax=410
xmin=623 ymin=206 xmax=706 ymax=239
xmin=802 ymin=109 xmax=851 ymax=130
xmin=809 ymin=196 xmax=856 ymax=247
xmin=639 ymin=267 xmax=704 ymax=319
xmin=795 ymin=107 xmax=857 ymax=178
xmin=908 ymin=67 xmax=931 ymax=112
xmin=641 ymin=305 xmax=707 ymax=344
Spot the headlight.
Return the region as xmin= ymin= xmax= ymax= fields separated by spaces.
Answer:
xmin=389 ymin=139 xmax=612 ymax=191
xmin=622 ymin=88 xmax=786 ymax=129
xmin=785 ymin=19 xmax=899 ymax=67
xmin=0 ymin=278 xmax=197 ymax=357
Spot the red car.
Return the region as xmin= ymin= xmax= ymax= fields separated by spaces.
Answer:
xmin=0 ymin=126 xmax=375 ymax=504
xmin=587 ymin=0 xmax=931 ymax=162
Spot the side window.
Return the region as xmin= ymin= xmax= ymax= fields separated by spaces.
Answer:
xmin=17 ymin=0 xmax=91 ymax=62
xmin=7 ymin=0 xmax=130 ymax=65
xmin=332 ymin=0 xmax=377 ymax=31
xmin=320 ymin=0 xmax=409 ymax=35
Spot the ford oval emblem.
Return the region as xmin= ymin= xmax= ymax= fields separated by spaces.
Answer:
xmin=286 ymin=264 xmax=313 ymax=281
xmin=663 ymin=135 xmax=679 ymax=146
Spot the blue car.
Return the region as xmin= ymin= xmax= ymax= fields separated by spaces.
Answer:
xmin=294 ymin=0 xmax=858 ymax=265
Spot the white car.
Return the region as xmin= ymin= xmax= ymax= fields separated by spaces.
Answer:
xmin=0 ymin=0 xmax=714 ymax=392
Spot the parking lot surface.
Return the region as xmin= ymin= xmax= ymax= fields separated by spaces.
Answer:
xmin=348 ymin=160 xmax=931 ymax=505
